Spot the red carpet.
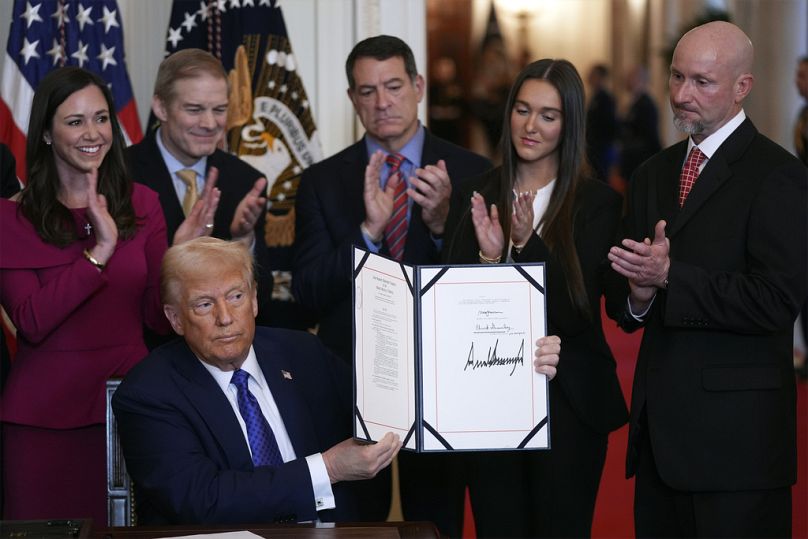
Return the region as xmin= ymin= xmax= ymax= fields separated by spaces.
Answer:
xmin=462 ymin=307 xmax=808 ymax=538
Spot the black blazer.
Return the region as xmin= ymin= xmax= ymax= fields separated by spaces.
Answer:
xmin=0 ymin=143 xmax=20 ymax=199
xmin=292 ymin=130 xmax=492 ymax=362
xmin=618 ymin=118 xmax=807 ymax=491
xmin=444 ymin=168 xmax=629 ymax=434
xmin=126 ymin=132 xmax=273 ymax=318
xmin=112 ymin=327 xmax=359 ymax=525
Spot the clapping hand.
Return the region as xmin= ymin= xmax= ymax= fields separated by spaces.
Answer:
xmin=173 ymin=167 xmax=221 ymax=245
xmin=362 ymin=150 xmax=401 ymax=241
xmin=408 ymin=159 xmax=451 ymax=235
xmin=511 ymin=191 xmax=536 ymax=249
xmin=85 ymin=168 xmax=118 ymax=266
xmin=230 ymin=177 xmax=268 ymax=245
xmin=608 ymin=220 xmax=669 ymax=310
xmin=470 ymin=191 xmax=504 ymax=261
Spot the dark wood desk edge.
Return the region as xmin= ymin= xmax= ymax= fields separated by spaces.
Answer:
xmin=91 ymin=521 xmax=440 ymax=539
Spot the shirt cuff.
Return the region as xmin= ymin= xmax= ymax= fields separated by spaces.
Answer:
xmin=360 ymin=225 xmax=382 ymax=253
xmin=627 ymin=294 xmax=655 ymax=321
xmin=305 ymin=453 xmax=336 ymax=512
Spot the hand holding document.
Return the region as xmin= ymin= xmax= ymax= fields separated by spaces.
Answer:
xmin=534 ymin=335 xmax=561 ymax=380
xmin=352 ymin=248 xmax=550 ymax=452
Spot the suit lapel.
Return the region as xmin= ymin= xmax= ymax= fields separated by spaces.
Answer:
xmin=253 ymin=337 xmax=319 ymax=458
xmin=137 ymin=133 xmax=186 ymax=238
xmin=669 ymin=120 xmax=757 ymax=238
xmin=172 ymin=344 xmax=254 ymax=470
xmin=339 ymin=141 xmax=368 ymax=225
xmin=655 ymin=142 xmax=687 ymax=233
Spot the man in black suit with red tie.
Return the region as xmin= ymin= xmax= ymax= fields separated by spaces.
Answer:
xmin=609 ymin=22 xmax=807 ymax=537
xmin=293 ymin=35 xmax=491 ymax=534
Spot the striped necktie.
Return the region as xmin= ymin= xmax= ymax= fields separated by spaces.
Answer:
xmin=384 ymin=153 xmax=408 ymax=261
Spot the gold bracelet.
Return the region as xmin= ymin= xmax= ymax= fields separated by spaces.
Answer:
xmin=478 ymin=250 xmax=501 ymax=264
xmin=83 ymin=249 xmax=106 ymax=270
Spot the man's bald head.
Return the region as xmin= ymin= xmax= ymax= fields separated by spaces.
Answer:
xmin=678 ymin=21 xmax=754 ymax=78
xmin=669 ymin=21 xmax=755 ymax=142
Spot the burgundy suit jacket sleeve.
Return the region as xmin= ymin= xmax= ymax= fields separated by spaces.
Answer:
xmin=138 ymin=188 xmax=172 ymax=334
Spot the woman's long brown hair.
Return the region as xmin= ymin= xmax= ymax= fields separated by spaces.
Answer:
xmin=497 ymin=59 xmax=591 ymax=316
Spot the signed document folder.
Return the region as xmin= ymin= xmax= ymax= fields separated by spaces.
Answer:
xmin=352 ymin=247 xmax=549 ymax=452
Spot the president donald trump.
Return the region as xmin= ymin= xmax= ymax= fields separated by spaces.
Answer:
xmin=112 ymin=237 xmax=401 ymax=524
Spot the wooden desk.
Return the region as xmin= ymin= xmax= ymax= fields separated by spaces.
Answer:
xmin=1 ymin=519 xmax=92 ymax=538
xmin=91 ymin=521 xmax=440 ymax=539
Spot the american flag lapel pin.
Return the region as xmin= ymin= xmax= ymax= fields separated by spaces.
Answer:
xmin=281 ymin=370 xmax=293 ymax=380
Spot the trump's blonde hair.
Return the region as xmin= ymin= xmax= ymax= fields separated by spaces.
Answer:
xmin=161 ymin=237 xmax=254 ymax=306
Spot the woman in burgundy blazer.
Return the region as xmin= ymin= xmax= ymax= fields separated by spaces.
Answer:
xmin=0 ymin=67 xmax=170 ymax=523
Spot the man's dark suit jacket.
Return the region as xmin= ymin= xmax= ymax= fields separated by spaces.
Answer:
xmin=291 ymin=130 xmax=491 ymax=530
xmin=619 ymin=118 xmax=807 ymax=493
xmin=126 ymin=132 xmax=273 ymax=319
xmin=111 ymin=327 xmax=358 ymax=525
xmin=292 ymin=130 xmax=492 ymax=362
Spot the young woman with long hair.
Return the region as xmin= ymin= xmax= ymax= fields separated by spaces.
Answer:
xmin=444 ymin=58 xmax=628 ymax=538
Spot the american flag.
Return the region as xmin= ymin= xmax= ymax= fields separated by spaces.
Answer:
xmin=0 ymin=0 xmax=142 ymax=182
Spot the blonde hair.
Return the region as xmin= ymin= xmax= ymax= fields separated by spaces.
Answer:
xmin=153 ymin=48 xmax=228 ymax=104
xmin=161 ymin=237 xmax=254 ymax=306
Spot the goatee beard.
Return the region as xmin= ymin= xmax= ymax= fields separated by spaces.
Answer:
xmin=673 ymin=114 xmax=704 ymax=135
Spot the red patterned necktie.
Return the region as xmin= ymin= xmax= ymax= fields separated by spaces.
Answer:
xmin=678 ymin=146 xmax=706 ymax=207
xmin=384 ymin=153 xmax=408 ymax=261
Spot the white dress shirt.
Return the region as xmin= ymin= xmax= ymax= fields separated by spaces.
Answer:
xmin=199 ymin=347 xmax=336 ymax=513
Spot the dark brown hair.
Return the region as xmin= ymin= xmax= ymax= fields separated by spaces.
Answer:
xmin=345 ymin=35 xmax=418 ymax=89
xmin=20 ymin=66 xmax=136 ymax=246
xmin=498 ymin=59 xmax=591 ymax=315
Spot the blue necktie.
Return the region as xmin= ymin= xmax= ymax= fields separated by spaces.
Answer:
xmin=230 ymin=369 xmax=283 ymax=467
